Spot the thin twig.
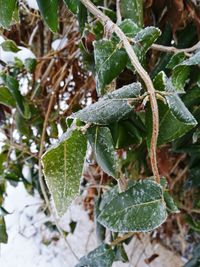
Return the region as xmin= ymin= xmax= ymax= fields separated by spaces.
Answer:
xmin=110 ymin=232 xmax=134 ymax=246
xmin=116 ymin=0 xmax=122 ymax=24
xmin=80 ymin=0 xmax=160 ymax=183
xmin=170 ymin=166 xmax=188 ymax=190
xmin=151 ymin=41 xmax=200 ymax=55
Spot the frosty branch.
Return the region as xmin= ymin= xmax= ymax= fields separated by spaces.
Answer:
xmin=80 ymin=0 xmax=160 ymax=183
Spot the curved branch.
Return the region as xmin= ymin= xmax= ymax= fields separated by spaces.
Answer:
xmin=80 ymin=0 xmax=160 ymax=183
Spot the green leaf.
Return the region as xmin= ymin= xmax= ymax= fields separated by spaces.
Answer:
xmin=178 ymin=50 xmax=200 ymax=66
xmin=76 ymin=244 xmax=115 ymax=267
xmin=114 ymin=244 xmax=129 ymax=263
xmin=63 ymin=0 xmax=78 ymax=14
xmin=109 ymin=117 xmax=143 ymax=149
xmin=87 ymin=126 xmax=117 ymax=178
xmin=42 ymin=127 xmax=87 ymax=216
xmin=126 ymin=26 xmax=161 ymax=70
xmin=171 ymin=65 xmax=190 ymax=93
xmin=0 ymin=216 xmax=8 ymax=243
xmin=134 ymin=27 xmax=161 ymax=52
xmin=166 ymin=52 xmax=186 ymax=69
xmin=72 ymin=82 xmax=142 ymax=125
xmin=147 ymin=72 xmax=197 ymax=146
xmin=0 ymin=151 xmax=7 ymax=175
xmin=24 ymin=58 xmax=37 ymax=73
xmin=167 ymin=51 xmax=200 ymax=92
xmin=119 ymin=19 xmax=140 ymax=38
xmin=1 ymin=74 xmax=30 ymax=119
xmin=120 ymin=0 xmax=143 ymax=27
xmin=77 ymin=2 xmax=87 ymax=33
xmin=0 ymin=0 xmax=16 ymax=28
xmin=36 ymin=0 xmax=58 ymax=32
xmin=160 ymin=177 xmax=179 ymax=214
xmin=164 ymin=191 xmax=179 ymax=214
xmin=94 ymin=39 xmax=127 ymax=95
xmin=0 ymin=87 xmax=16 ymax=108
xmin=98 ymin=178 xmax=167 ymax=232
xmin=94 ymin=197 xmax=106 ymax=244
xmin=1 ymin=40 xmax=20 ymax=52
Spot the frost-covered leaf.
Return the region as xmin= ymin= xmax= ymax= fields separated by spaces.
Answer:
xmin=98 ymin=179 xmax=167 ymax=232
xmin=0 ymin=87 xmax=16 ymax=108
xmin=63 ymin=0 xmax=78 ymax=13
xmin=0 ymin=0 xmax=16 ymax=28
xmin=36 ymin=0 xmax=58 ymax=32
xmin=120 ymin=0 xmax=143 ymax=27
xmin=126 ymin=26 xmax=161 ymax=69
xmin=171 ymin=65 xmax=190 ymax=93
xmin=147 ymin=72 xmax=197 ymax=146
xmin=87 ymin=126 xmax=117 ymax=178
xmin=42 ymin=128 xmax=87 ymax=216
xmin=72 ymin=82 xmax=142 ymax=125
xmin=94 ymin=39 xmax=127 ymax=95
xmin=0 ymin=216 xmax=8 ymax=244
xmin=178 ymin=50 xmax=200 ymax=66
xmin=1 ymin=40 xmax=20 ymax=52
xmin=76 ymin=244 xmax=115 ymax=267
xmin=119 ymin=19 xmax=140 ymax=38
xmin=134 ymin=27 xmax=161 ymax=52
xmin=167 ymin=51 xmax=200 ymax=92
xmin=166 ymin=52 xmax=186 ymax=70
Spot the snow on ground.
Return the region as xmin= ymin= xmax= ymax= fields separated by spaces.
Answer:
xmin=26 ymin=0 xmax=39 ymax=10
xmin=0 ymin=182 xmax=185 ymax=267
xmin=0 ymin=183 xmax=95 ymax=267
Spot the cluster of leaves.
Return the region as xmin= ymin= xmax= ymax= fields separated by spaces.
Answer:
xmin=1 ymin=0 xmax=200 ymax=266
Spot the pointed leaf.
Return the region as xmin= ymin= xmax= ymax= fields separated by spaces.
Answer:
xmin=72 ymin=82 xmax=142 ymax=125
xmin=1 ymin=40 xmax=20 ymax=52
xmin=0 ymin=87 xmax=16 ymax=108
xmin=87 ymin=126 xmax=117 ymax=178
xmin=126 ymin=26 xmax=161 ymax=69
xmin=98 ymin=179 xmax=167 ymax=232
xmin=166 ymin=52 xmax=186 ymax=69
xmin=0 ymin=0 xmax=16 ymax=28
xmin=76 ymin=244 xmax=115 ymax=267
xmin=94 ymin=39 xmax=127 ymax=95
xmin=134 ymin=27 xmax=161 ymax=52
xmin=24 ymin=58 xmax=37 ymax=73
xmin=42 ymin=128 xmax=87 ymax=216
xmin=36 ymin=0 xmax=58 ymax=32
xmin=114 ymin=244 xmax=129 ymax=263
xmin=147 ymin=72 xmax=197 ymax=146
